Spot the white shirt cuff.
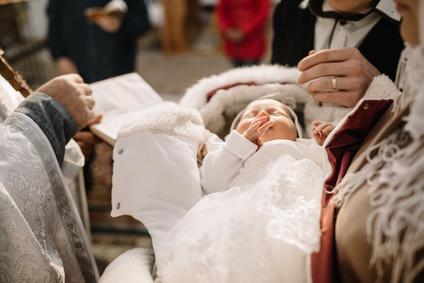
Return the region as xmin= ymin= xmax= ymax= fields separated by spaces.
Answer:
xmin=224 ymin=130 xmax=258 ymax=160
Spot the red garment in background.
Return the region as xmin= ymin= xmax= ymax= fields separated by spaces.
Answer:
xmin=217 ymin=0 xmax=270 ymax=60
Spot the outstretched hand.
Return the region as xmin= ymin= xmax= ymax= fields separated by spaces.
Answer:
xmin=239 ymin=116 xmax=274 ymax=146
xmin=312 ymin=120 xmax=334 ymax=146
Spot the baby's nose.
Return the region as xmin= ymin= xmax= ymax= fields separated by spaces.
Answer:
xmin=257 ymin=110 xmax=269 ymax=118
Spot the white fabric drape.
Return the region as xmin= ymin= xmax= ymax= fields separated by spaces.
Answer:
xmin=0 ymin=113 xmax=98 ymax=282
xmin=111 ymin=103 xmax=206 ymax=252
xmin=155 ymin=139 xmax=329 ymax=283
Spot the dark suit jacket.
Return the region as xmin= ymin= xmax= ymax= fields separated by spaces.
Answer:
xmin=271 ymin=0 xmax=404 ymax=81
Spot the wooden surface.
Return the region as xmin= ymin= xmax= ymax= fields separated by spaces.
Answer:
xmin=162 ymin=0 xmax=201 ymax=53
xmin=0 ymin=51 xmax=32 ymax=96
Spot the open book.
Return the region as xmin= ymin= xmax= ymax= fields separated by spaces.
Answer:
xmin=90 ymin=73 xmax=162 ymax=145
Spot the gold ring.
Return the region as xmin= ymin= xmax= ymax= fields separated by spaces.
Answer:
xmin=331 ymin=76 xmax=338 ymax=91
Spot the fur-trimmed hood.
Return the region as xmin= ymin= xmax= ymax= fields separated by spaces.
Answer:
xmin=118 ymin=102 xmax=208 ymax=143
xmin=180 ymin=65 xmax=309 ymax=136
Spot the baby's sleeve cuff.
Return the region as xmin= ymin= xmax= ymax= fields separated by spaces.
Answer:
xmin=224 ymin=130 xmax=258 ymax=160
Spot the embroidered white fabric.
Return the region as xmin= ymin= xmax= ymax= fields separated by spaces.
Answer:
xmin=155 ymin=141 xmax=329 ymax=283
xmin=404 ymin=45 xmax=424 ymax=139
xmin=0 ymin=74 xmax=24 ymax=122
xmin=0 ymin=113 xmax=98 ymax=282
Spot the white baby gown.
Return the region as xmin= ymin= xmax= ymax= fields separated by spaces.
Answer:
xmin=155 ymin=139 xmax=331 ymax=283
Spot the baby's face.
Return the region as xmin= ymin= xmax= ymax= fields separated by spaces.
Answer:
xmin=236 ymin=99 xmax=298 ymax=142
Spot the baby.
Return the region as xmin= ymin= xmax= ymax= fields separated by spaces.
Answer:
xmin=157 ymin=99 xmax=334 ymax=282
xmin=200 ymin=98 xmax=334 ymax=194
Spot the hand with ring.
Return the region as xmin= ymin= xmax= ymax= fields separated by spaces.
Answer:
xmin=297 ymin=48 xmax=380 ymax=107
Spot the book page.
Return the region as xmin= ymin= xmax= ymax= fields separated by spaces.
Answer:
xmin=90 ymin=73 xmax=162 ymax=144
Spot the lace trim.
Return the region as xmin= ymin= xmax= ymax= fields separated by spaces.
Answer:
xmin=333 ymin=98 xmax=424 ymax=283
xmin=404 ymin=45 xmax=424 ymax=139
xmin=334 ymin=126 xmax=424 ymax=282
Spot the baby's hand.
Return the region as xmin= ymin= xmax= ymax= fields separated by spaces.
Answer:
xmin=241 ymin=116 xmax=274 ymax=146
xmin=312 ymin=120 xmax=334 ymax=145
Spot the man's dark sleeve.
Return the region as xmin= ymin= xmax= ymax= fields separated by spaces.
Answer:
xmin=15 ymin=93 xmax=79 ymax=165
xmin=46 ymin=0 xmax=68 ymax=59
xmin=271 ymin=1 xmax=283 ymax=65
xmin=119 ymin=0 xmax=151 ymax=38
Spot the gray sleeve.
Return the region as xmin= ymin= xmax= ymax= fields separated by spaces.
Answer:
xmin=15 ymin=93 xmax=78 ymax=165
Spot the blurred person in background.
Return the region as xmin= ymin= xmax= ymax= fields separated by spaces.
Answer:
xmin=217 ymin=0 xmax=270 ymax=67
xmin=47 ymin=0 xmax=150 ymax=83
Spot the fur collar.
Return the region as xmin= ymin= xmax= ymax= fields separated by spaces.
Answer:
xmin=180 ymin=65 xmax=307 ymax=135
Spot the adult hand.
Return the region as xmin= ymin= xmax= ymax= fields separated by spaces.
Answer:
xmin=57 ymin=57 xmax=78 ymax=75
xmin=298 ymin=48 xmax=380 ymax=107
xmin=90 ymin=15 xmax=123 ymax=33
xmin=36 ymin=74 xmax=96 ymax=129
